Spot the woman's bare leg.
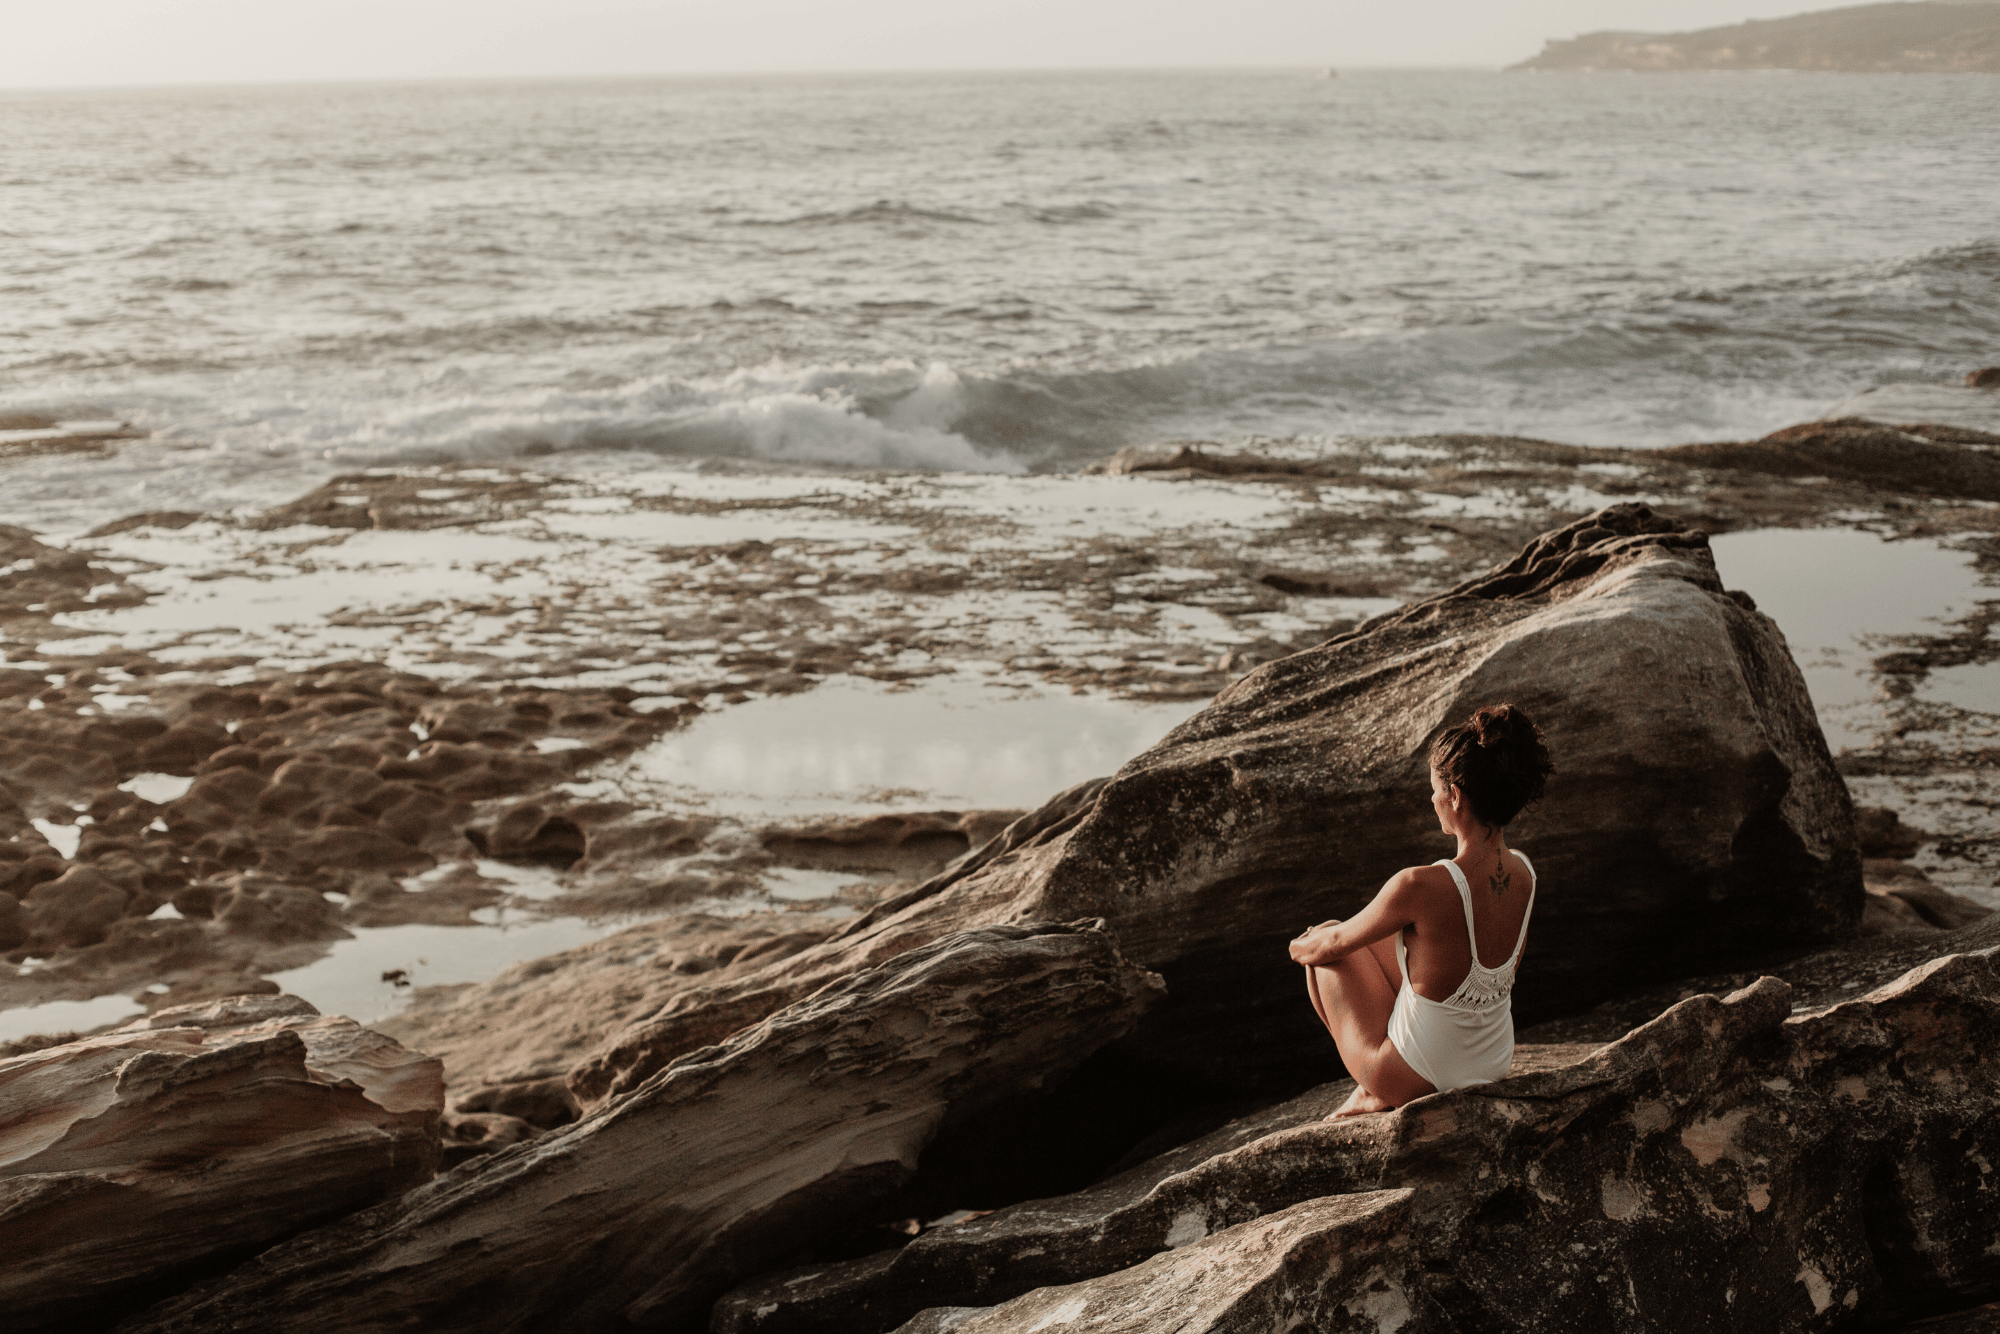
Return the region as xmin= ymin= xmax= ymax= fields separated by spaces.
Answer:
xmin=1302 ymin=937 xmax=1433 ymax=1116
xmin=1364 ymin=934 xmax=1401 ymax=994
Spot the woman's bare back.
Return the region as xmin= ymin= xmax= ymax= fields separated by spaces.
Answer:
xmin=1396 ymin=847 xmax=1534 ymax=1002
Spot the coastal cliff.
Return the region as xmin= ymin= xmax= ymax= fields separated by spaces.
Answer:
xmin=1511 ymin=1 xmax=2000 ymax=72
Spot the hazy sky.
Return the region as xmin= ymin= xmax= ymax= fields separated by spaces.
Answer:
xmin=7 ymin=1 xmax=1847 ymax=89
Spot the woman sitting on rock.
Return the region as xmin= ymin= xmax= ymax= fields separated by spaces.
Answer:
xmin=1289 ymin=704 xmax=1554 ymax=1118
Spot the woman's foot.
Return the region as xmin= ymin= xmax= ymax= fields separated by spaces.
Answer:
xmin=1327 ymin=1084 xmax=1396 ymax=1119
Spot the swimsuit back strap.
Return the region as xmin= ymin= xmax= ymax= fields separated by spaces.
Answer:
xmin=1508 ymin=851 xmax=1537 ymax=963
xmin=1435 ymin=858 xmax=1480 ymax=956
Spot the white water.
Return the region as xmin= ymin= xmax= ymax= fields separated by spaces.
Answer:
xmin=5 ymin=71 xmax=2000 ymax=533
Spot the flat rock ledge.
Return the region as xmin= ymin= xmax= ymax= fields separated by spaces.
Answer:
xmin=0 ymin=993 xmax=442 ymax=1333
xmin=121 ymin=920 xmax=1165 ymax=1334
xmin=576 ymin=503 xmax=1858 ymax=1103
xmin=724 ymin=944 xmax=2000 ymax=1334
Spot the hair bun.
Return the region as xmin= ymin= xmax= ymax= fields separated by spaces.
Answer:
xmin=1429 ymin=703 xmax=1555 ymax=828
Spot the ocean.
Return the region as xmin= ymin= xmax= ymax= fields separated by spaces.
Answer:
xmin=3 ymin=67 xmax=1998 ymax=532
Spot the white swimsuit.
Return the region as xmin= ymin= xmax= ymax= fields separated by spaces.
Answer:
xmin=1386 ymin=853 xmax=1537 ymax=1093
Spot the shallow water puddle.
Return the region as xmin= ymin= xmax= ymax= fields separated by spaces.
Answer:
xmin=0 ymin=993 xmax=146 ymax=1044
xmin=119 ymin=772 xmax=194 ymax=804
xmin=1915 ymin=661 xmax=2000 ymax=716
xmin=264 ymin=917 xmax=637 ymax=1026
xmin=762 ymin=866 xmax=871 ymax=901
xmin=28 ymin=819 xmax=83 ymax=859
xmin=597 ymin=674 xmax=1204 ymax=815
xmin=1710 ymin=528 xmax=1994 ymax=749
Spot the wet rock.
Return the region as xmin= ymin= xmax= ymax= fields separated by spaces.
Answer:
xmin=0 ymin=658 xmax=681 ymax=1017
xmin=82 ymin=511 xmax=205 ymax=538
xmin=0 ymin=890 xmax=25 ymax=949
xmin=250 ymin=469 xmax=553 ymax=532
xmin=0 ymin=995 xmax=441 ymax=1334
xmin=125 ymin=921 xmax=1165 ymax=1334
xmin=575 ymin=505 xmax=1858 ymax=1104
xmin=1857 ymin=804 xmax=1929 ymax=859
xmin=1865 ymin=884 xmax=1939 ymax=935
xmin=1256 ymin=569 xmax=1391 ymax=598
xmin=464 ymin=800 xmax=589 ymax=867
xmin=211 ymin=875 xmax=348 ymax=943
xmin=1967 ymin=367 xmax=2000 ymax=389
xmin=1863 ymin=860 xmax=1992 ymax=934
xmin=1659 ymin=418 xmax=2000 ymax=501
xmin=867 ymin=947 xmax=2000 ymax=1334
xmin=24 ymin=867 xmax=130 ymax=948
xmin=760 ymin=810 xmax=1024 ymax=877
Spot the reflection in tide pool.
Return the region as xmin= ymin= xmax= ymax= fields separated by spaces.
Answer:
xmin=1917 ymin=661 xmax=2000 ymax=717
xmin=0 ymin=993 xmax=144 ymax=1045
xmin=1710 ymin=528 xmax=1993 ymax=749
xmin=606 ymin=676 xmax=1204 ymax=815
xmin=266 ymin=917 xmax=633 ymax=1025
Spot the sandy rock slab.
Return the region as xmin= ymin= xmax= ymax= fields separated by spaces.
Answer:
xmin=713 ymin=1044 xmax=1596 ymax=1334
xmin=876 ymin=949 xmax=2000 ymax=1334
xmin=381 ymin=912 xmax=844 ymax=1130
xmin=122 ymin=921 xmax=1165 ymax=1334
xmin=0 ymin=993 xmax=441 ymax=1333
xmin=575 ymin=503 xmax=1859 ymax=1104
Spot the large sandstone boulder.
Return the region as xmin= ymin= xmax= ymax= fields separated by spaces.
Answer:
xmin=0 ymin=993 xmax=441 ymax=1333
xmin=123 ymin=921 xmax=1166 ymax=1334
xmin=712 ymin=1045 xmax=1598 ymax=1334
xmin=862 ymin=942 xmax=1998 ymax=1334
xmin=575 ymin=504 xmax=1859 ymax=1103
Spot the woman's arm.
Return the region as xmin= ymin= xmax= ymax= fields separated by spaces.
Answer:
xmin=1287 ymin=868 xmax=1424 ymax=967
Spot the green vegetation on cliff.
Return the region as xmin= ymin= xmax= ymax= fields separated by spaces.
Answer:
xmin=1512 ymin=1 xmax=2000 ymax=72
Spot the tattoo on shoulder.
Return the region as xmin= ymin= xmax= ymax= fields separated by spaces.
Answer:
xmin=1488 ymin=865 xmax=1511 ymax=898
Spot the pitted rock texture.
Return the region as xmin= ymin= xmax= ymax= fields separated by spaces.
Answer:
xmin=574 ymin=504 xmax=1859 ymax=1104
xmin=712 ymin=1045 xmax=1597 ymax=1334
xmin=878 ymin=946 xmax=2000 ymax=1334
xmin=122 ymin=921 xmax=1165 ymax=1334
xmin=0 ymin=993 xmax=440 ymax=1333
xmin=0 ymin=656 xmax=680 ymax=1015
xmin=916 ymin=1189 xmax=1420 ymax=1334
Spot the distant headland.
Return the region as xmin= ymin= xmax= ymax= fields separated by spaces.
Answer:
xmin=1511 ymin=1 xmax=2000 ymax=72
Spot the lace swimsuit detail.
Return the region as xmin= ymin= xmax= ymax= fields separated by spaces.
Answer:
xmin=1385 ymin=852 xmax=1537 ymax=1093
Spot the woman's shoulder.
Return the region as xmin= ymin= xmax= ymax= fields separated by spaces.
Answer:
xmin=1390 ymin=861 xmax=1462 ymax=899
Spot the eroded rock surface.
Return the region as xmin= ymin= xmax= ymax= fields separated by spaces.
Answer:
xmin=1 ymin=993 xmax=440 ymax=1333
xmin=0 ymin=655 xmax=683 ymax=1015
xmin=1660 ymin=418 xmax=2000 ymax=502
xmin=713 ymin=1045 xmax=1597 ymax=1334
xmin=884 ymin=946 xmax=2000 ymax=1334
xmin=378 ymin=912 xmax=843 ymax=1125
xmin=124 ymin=921 xmax=1165 ymax=1334
xmin=576 ymin=504 xmax=1859 ymax=1104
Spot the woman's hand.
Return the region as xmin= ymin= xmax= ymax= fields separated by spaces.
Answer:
xmin=1289 ymin=919 xmax=1344 ymax=967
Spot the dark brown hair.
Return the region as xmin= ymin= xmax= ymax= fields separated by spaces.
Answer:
xmin=1428 ymin=703 xmax=1554 ymax=828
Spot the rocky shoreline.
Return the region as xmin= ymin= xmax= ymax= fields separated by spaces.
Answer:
xmin=3 ymin=391 xmax=1999 ymax=1329
xmin=1510 ymin=1 xmax=2000 ymax=74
